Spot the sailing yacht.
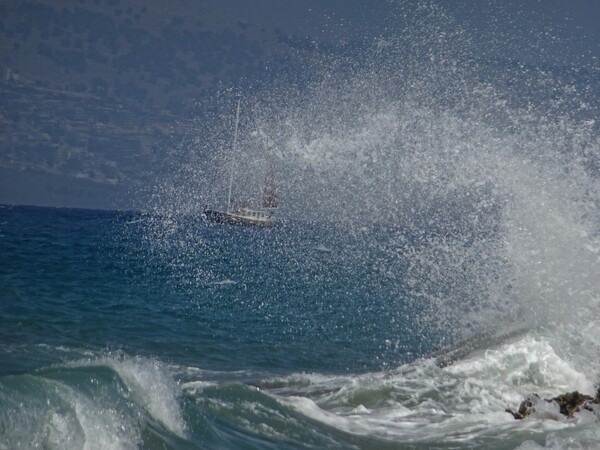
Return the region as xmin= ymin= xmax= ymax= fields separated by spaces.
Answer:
xmin=202 ymin=101 xmax=278 ymax=227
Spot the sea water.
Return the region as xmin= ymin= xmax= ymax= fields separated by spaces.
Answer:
xmin=1 ymin=201 xmax=599 ymax=449
xmin=3 ymin=3 xmax=600 ymax=449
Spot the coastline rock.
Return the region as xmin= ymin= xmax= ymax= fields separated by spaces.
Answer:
xmin=553 ymin=391 xmax=594 ymax=418
xmin=506 ymin=394 xmax=541 ymax=420
xmin=507 ymin=389 xmax=600 ymax=420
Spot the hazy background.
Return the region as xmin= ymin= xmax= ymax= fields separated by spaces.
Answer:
xmin=1 ymin=0 xmax=599 ymax=210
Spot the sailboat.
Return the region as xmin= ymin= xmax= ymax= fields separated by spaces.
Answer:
xmin=202 ymin=101 xmax=278 ymax=227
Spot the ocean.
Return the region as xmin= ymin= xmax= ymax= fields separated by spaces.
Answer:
xmin=1 ymin=202 xmax=599 ymax=449
xmin=3 ymin=3 xmax=600 ymax=448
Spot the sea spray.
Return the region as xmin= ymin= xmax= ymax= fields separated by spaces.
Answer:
xmin=0 ymin=352 xmax=188 ymax=450
xmin=0 ymin=2 xmax=598 ymax=449
xmin=137 ymin=3 xmax=600 ymax=357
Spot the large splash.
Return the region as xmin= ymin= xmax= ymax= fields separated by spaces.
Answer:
xmin=142 ymin=3 xmax=600 ymax=349
xmin=0 ymin=352 xmax=187 ymax=449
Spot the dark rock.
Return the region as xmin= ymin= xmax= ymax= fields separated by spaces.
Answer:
xmin=551 ymin=391 xmax=593 ymax=418
xmin=506 ymin=394 xmax=541 ymax=420
xmin=508 ymin=390 xmax=599 ymax=420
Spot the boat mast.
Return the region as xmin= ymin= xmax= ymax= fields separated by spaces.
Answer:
xmin=226 ymin=99 xmax=241 ymax=213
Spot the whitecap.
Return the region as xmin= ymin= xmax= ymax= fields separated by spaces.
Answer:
xmin=208 ymin=279 xmax=238 ymax=286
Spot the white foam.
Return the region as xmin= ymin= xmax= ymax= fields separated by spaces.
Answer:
xmin=66 ymin=354 xmax=188 ymax=438
xmin=44 ymin=410 xmax=85 ymax=449
xmin=515 ymin=440 xmax=545 ymax=450
xmin=516 ymin=432 xmax=599 ymax=450
xmin=351 ymin=404 xmax=372 ymax=415
xmin=181 ymin=380 xmax=217 ymax=394
xmin=42 ymin=377 xmax=140 ymax=450
xmin=71 ymin=393 xmax=140 ymax=450
xmin=445 ymin=334 xmax=595 ymax=398
xmin=267 ymin=332 xmax=598 ymax=444
xmin=208 ymin=278 xmax=237 ymax=286
xmin=102 ymin=355 xmax=188 ymax=437
xmin=315 ymin=244 xmax=333 ymax=253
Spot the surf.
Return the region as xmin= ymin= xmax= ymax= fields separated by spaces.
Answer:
xmin=0 ymin=351 xmax=188 ymax=449
xmin=2 ymin=2 xmax=599 ymax=449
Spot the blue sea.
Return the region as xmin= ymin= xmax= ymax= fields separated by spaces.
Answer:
xmin=1 ymin=202 xmax=599 ymax=449
xmin=3 ymin=3 xmax=600 ymax=447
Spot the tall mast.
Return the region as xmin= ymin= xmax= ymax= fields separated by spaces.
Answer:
xmin=226 ymin=99 xmax=241 ymax=213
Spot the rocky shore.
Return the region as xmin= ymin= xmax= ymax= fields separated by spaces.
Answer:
xmin=507 ymin=389 xmax=600 ymax=420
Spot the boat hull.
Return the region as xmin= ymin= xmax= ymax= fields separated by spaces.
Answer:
xmin=202 ymin=209 xmax=275 ymax=227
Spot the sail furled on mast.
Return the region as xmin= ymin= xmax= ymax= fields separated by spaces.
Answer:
xmin=203 ymin=99 xmax=278 ymax=227
xmin=227 ymin=100 xmax=241 ymax=213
